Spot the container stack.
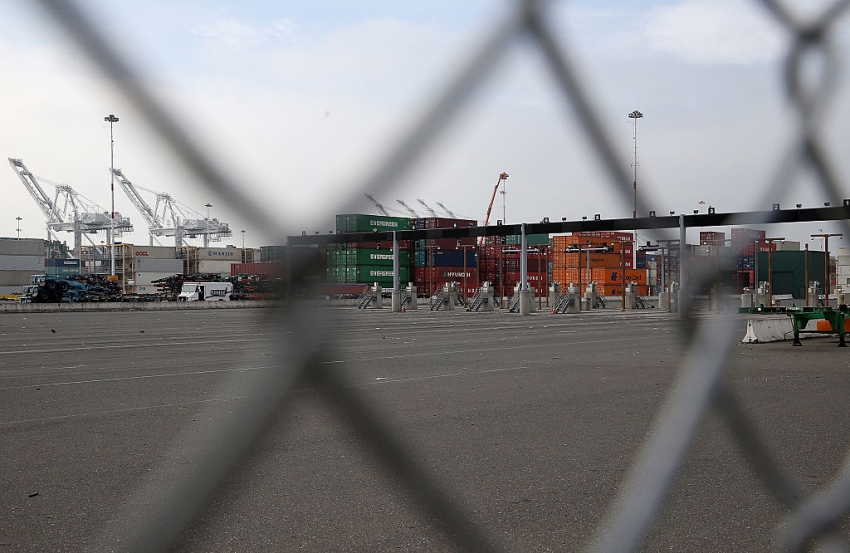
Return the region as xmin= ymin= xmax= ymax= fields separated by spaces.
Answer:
xmin=0 ymin=238 xmax=45 ymax=295
xmin=328 ymin=214 xmax=413 ymax=288
xmin=478 ymin=238 xmax=548 ymax=299
xmin=46 ymin=258 xmax=82 ymax=278
xmin=731 ymin=228 xmax=768 ymax=291
xmin=412 ymin=217 xmax=477 ymax=296
xmin=550 ymin=232 xmax=649 ymax=296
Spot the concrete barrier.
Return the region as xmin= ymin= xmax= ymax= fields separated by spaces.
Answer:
xmin=742 ymin=317 xmax=822 ymax=343
xmin=0 ymin=300 xmax=276 ymax=314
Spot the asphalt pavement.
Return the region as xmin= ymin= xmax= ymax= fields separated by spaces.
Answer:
xmin=1 ymin=306 xmax=849 ymax=552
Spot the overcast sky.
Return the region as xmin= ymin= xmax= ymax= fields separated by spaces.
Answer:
xmin=1 ymin=0 xmax=849 ymax=250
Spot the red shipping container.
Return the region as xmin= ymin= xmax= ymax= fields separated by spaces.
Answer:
xmin=699 ymin=231 xmax=726 ymax=245
xmin=231 ymin=262 xmax=286 ymax=278
xmin=414 ymin=266 xmax=480 ymax=296
xmin=413 ymin=217 xmax=477 ymax=229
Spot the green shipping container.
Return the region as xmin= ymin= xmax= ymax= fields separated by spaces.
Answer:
xmin=335 ymin=213 xmax=412 ymax=233
xmin=506 ymin=234 xmax=549 ymax=246
xmin=354 ymin=265 xmax=410 ymax=284
xmin=328 ymin=249 xmax=411 ymax=268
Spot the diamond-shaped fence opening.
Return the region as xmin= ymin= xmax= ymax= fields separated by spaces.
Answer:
xmin=27 ymin=0 xmax=850 ymax=551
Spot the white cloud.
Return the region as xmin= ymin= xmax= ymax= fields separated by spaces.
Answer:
xmin=643 ymin=0 xmax=785 ymax=65
xmin=192 ymin=15 xmax=298 ymax=52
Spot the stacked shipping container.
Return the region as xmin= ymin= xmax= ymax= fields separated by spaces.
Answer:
xmin=550 ymin=232 xmax=649 ymax=296
xmin=412 ymin=217 xmax=478 ymax=296
xmin=477 ymin=245 xmax=548 ymax=299
xmin=327 ymin=214 xmax=415 ymax=288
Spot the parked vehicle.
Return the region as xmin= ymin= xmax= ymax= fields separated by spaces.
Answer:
xmin=177 ymin=281 xmax=233 ymax=302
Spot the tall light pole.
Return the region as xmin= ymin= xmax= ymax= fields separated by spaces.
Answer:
xmin=763 ymin=237 xmax=785 ymax=306
xmin=104 ymin=114 xmax=119 ymax=276
xmin=204 ymin=203 xmax=212 ymax=248
xmin=811 ymin=232 xmax=843 ymax=305
xmin=241 ymin=229 xmax=246 ymax=248
xmin=628 ymin=110 xmax=643 ymax=219
xmin=15 ymin=217 xmax=22 ymax=240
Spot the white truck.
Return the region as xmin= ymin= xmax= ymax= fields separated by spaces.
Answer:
xmin=177 ymin=281 xmax=233 ymax=302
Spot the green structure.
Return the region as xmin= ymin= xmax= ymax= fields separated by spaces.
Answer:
xmin=757 ymin=250 xmax=826 ymax=298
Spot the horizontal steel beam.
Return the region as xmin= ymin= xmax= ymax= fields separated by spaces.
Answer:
xmin=287 ymin=205 xmax=850 ymax=246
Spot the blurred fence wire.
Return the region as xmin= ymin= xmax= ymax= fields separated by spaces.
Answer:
xmin=33 ymin=0 xmax=850 ymax=551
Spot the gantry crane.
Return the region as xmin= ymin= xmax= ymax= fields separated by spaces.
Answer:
xmin=111 ymin=168 xmax=231 ymax=247
xmin=9 ymin=158 xmax=133 ymax=258
xmin=480 ymin=171 xmax=509 ymax=246
xmin=435 ymin=202 xmax=456 ymax=218
xmin=416 ymin=199 xmax=439 ymax=218
xmin=395 ymin=199 xmax=420 ymax=217
xmin=364 ymin=194 xmax=391 ymax=216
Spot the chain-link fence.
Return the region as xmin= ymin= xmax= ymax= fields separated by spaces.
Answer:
xmin=30 ymin=0 xmax=850 ymax=550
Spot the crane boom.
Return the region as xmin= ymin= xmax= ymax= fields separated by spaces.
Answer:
xmin=416 ymin=199 xmax=439 ymax=218
xmin=9 ymin=157 xmax=133 ymax=248
xmin=396 ymin=199 xmax=419 ymax=217
xmin=364 ymin=194 xmax=390 ymax=216
xmin=480 ymin=172 xmax=509 ymax=246
xmin=435 ymin=202 xmax=456 ymax=218
xmin=483 ymin=172 xmax=509 ymax=227
xmin=9 ymin=158 xmax=58 ymax=222
xmin=112 ymin=168 xmax=160 ymax=230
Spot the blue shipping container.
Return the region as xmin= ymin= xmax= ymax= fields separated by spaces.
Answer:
xmin=418 ymin=249 xmax=477 ymax=268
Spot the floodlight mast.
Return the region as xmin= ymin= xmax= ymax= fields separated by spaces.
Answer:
xmin=105 ymin=113 xmax=119 ymax=276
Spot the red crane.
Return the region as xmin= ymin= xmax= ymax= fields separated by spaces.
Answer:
xmin=479 ymin=172 xmax=509 ymax=246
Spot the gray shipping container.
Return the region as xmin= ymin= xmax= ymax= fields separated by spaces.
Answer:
xmin=0 ymin=270 xmax=36 ymax=286
xmin=197 ymin=259 xmax=233 ymax=276
xmin=196 ymin=247 xmax=240 ymax=261
xmin=134 ymin=258 xmax=183 ymax=273
xmin=0 ymin=255 xmax=45 ymax=271
xmin=132 ymin=246 xmax=179 ymax=259
xmin=0 ymin=239 xmax=45 ymax=256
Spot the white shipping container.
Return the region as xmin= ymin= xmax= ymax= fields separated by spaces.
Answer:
xmin=197 ymin=259 xmax=233 ymax=276
xmin=0 ymin=255 xmax=45 ymax=271
xmin=132 ymin=246 xmax=179 ymax=259
xmin=196 ymin=247 xmax=240 ymax=261
xmin=134 ymin=271 xmax=183 ymax=286
xmin=837 ymin=255 xmax=850 ymax=268
xmin=0 ymin=238 xmax=45 ymax=256
xmin=0 ymin=270 xmax=36 ymax=286
xmin=134 ymin=258 xmax=183 ymax=273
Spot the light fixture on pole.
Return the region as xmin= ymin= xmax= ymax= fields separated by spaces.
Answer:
xmin=811 ymin=232 xmax=843 ymax=305
xmin=104 ymin=114 xmax=119 ymax=276
xmin=204 ymin=203 xmax=212 ymax=248
xmin=628 ymin=110 xmax=643 ymax=219
xmin=763 ymin=237 xmax=785 ymax=307
xmin=15 ymin=217 xmax=21 ymax=240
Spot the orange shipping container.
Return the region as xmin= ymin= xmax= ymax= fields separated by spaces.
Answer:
xmin=552 ymin=252 xmax=634 ymax=268
xmin=590 ymin=268 xmax=647 ymax=284
xmin=551 ymin=268 xmax=581 ymax=285
xmin=596 ymin=284 xmax=651 ymax=296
